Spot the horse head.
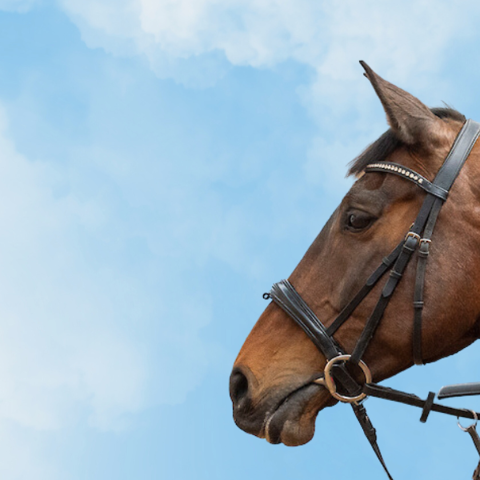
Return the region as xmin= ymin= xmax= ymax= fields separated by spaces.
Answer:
xmin=230 ymin=62 xmax=480 ymax=447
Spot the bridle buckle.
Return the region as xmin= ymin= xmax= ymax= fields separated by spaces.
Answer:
xmin=405 ymin=231 xmax=421 ymax=243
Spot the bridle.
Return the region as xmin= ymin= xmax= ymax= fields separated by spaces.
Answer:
xmin=263 ymin=119 xmax=480 ymax=479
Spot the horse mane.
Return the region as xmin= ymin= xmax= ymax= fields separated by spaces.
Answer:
xmin=347 ymin=107 xmax=466 ymax=176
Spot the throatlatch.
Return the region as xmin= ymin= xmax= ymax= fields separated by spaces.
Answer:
xmin=263 ymin=119 xmax=480 ymax=479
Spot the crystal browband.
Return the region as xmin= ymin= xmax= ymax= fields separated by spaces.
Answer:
xmin=364 ymin=162 xmax=448 ymax=200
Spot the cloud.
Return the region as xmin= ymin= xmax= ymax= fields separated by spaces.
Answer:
xmin=57 ymin=0 xmax=480 ymax=188
xmin=0 ymin=98 xmax=229 ymax=433
xmin=0 ymin=104 xmax=151 ymax=431
xmin=58 ymin=0 xmax=476 ymax=90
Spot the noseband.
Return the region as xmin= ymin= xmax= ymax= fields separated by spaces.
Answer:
xmin=263 ymin=119 xmax=480 ymax=479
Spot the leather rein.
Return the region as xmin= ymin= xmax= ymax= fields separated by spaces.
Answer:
xmin=263 ymin=119 xmax=480 ymax=479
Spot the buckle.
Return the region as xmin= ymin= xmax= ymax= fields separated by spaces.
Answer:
xmin=405 ymin=231 xmax=421 ymax=243
xmin=323 ymin=355 xmax=372 ymax=404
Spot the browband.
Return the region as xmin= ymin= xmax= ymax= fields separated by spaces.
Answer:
xmin=364 ymin=162 xmax=448 ymax=200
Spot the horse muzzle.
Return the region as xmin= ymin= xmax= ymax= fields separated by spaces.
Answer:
xmin=230 ymin=365 xmax=335 ymax=446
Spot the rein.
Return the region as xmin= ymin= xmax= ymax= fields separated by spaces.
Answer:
xmin=263 ymin=119 xmax=480 ymax=479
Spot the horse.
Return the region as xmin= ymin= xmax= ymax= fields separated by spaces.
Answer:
xmin=229 ymin=62 xmax=480 ymax=469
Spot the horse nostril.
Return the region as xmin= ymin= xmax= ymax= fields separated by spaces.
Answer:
xmin=229 ymin=367 xmax=250 ymax=406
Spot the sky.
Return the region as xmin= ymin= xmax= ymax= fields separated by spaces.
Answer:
xmin=0 ymin=1 xmax=480 ymax=479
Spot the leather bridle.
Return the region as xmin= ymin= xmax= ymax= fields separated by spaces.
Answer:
xmin=263 ymin=119 xmax=480 ymax=479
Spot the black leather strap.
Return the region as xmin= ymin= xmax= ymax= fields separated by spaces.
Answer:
xmin=419 ymin=391 xmax=436 ymax=423
xmin=269 ymin=280 xmax=342 ymax=361
xmin=363 ymin=384 xmax=480 ymax=420
xmin=327 ymin=241 xmax=404 ymax=336
xmin=352 ymin=403 xmax=394 ymax=480
xmin=433 ymin=119 xmax=480 ymax=191
xmin=412 ymin=241 xmax=428 ymax=364
xmin=412 ymin=199 xmax=441 ymax=364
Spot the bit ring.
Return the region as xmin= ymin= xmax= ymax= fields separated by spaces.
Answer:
xmin=323 ymin=355 xmax=372 ymax=404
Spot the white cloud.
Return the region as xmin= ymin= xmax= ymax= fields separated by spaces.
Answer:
xmin=0 ymin=105 xmax=151 ymax=431
xmin=58 ymin=0 xmax=480 ymax=184
xmin=0 ymin=93 xmax=229 ymax=440
xmin=0 ymin=100 xmax=227 ymax=430
xmin=58 ymin=0 xmax=475 ymax=90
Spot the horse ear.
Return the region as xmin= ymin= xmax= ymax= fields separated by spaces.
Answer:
xmin=360 ymin=61 xmax=443 ymax=147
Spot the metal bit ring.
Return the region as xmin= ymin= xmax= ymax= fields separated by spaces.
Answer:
xmin=323 ymin=354 xmax=372 ymax=404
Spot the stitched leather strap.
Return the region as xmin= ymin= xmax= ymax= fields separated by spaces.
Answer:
xmin=412 ymin=199 xmax=441 ymax=364
xmin=269 ymin=280 xmax=343 ymax=361
xmin=268 ymin=280 xmax=362 ymax=395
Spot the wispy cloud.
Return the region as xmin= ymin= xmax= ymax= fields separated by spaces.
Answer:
xmin=58 ymin=0 xmax=475 ymax=88
xmin=0 ymin=104 xmax=149 ymax=431
xmin=58 ymin=0 xmax=480 ymax=186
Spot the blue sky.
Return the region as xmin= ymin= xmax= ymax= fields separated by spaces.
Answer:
xmin=0 ymin=1 xmax=480 ymax=479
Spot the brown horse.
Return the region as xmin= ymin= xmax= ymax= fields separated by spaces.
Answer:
xmin=230 ymin=63 xmax=480 ymax=448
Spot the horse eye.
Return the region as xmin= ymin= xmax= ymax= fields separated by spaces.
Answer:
xmin=346 ymin=213 xmax=374 ymax=231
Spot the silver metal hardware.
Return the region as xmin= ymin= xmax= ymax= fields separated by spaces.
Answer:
xmin=458 ymin=410 xmax=478 ymax=432
xmin=458 ymin=411 xmax=480 ymax=457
